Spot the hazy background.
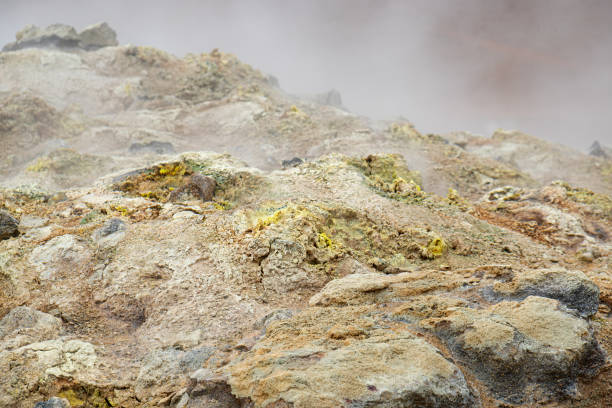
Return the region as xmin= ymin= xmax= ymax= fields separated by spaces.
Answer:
xmin=2 ymin=0 xmax=611 ymax=150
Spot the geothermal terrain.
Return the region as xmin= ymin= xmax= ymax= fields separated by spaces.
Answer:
xmin=1 ymin=23 xmax=612 ymax=408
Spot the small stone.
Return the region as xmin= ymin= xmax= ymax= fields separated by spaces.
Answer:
xmin=92 ymin=218 xmax=126 ymax=247
xmin=281 ymin=157 xmax=303 ymax=168
xmin=0 ymin=209 xmax=19 ymax=240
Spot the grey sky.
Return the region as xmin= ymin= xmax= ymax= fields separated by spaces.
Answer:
xmin=2 ymin=0 xmax=611 ymax=149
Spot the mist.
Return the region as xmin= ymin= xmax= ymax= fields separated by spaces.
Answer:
xmin=2 ymin=0 xmax=611 ymax=149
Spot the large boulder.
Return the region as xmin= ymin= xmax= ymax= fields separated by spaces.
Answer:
xmin=228 ymin=306 xmax=479 ymax=407
xmin=423 ymin=296 xmax=605 ymax=404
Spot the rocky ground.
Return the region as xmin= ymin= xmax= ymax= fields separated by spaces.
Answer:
xmin=1 ymin=23 xmax=611 ymax=408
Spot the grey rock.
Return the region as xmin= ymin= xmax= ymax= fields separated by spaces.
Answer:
xmin=135 ymin=347 xmax=216 ymax=398
xmin=3 ymin=22 xmax=118 ymax=52
xmin=0 ymin=306 xmax=61 ymax=342
xmin=254 ymin=309 xmax=294 ymax=332
xmin=34 ymin=397 xmax=71 ymax=408
xmin=18 ymin=215 xmax=48 ymax=229
xmin=589 ymin=141 xmax=608 ymax=158
xmin=3 ymin=24 xmax=79 ymax=52
xmin=128 ymin=141 xmax=175 ymax=155
xmin=188 ymin=369 xmax=248 ymax=408
xmin=92 ymin=218 xmax=126 ymax=247
xmin=95 ymin=218 xmax=126 ymax=237
xmin=314 ymin=88 xmax=343 ymax=108
xmin=0 ymin=209 xmax=19 ymax=240
xmin=78 ymin=22 xmax=118 ymax=49
xmin=29 ymin=234 xmax=91 ymax=280
xmin=281 ymin=157 xmax=303 ymax=168
xmin=426 ymin=296 xmax=605 ymax=404
xmin=485 ymin=268 xmax=600 ymax=317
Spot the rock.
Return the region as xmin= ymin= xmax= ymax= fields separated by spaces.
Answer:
xmin=228 ymin=306 xmax=478 ymax=407
xmin=169 ymin=173 xmax=216 ymax=202
xmin=18 ymin=215 xmax=48 ymax=229
xmin=128 ymin=140 xmax=176 ymax=155
xmin=281 ymin=157 xmax=303 ymax=168
xmin=423 ymin=296 xmax=605 ymax=404
xmin=135 ymin=347 xmax=215 ymax=399
xmin=484 ymin=185 xmax=523 ymax=202
xmin=589 ymin=141 xmax=608 ymax=158
xmin=3 ymin=24 xmax=79 ymax=51
xmin=254 ymin=309 xmax=294 ymax=332
xmin=91 ymin=218 xmax=126 ymax=247
xmin=309 ymin=272 xmax=390 ymax=306
xmin=0 ymin=306 xmax=62 ymax=349
xmin=486 ymin=268 xmax=600 ymax=317
xmin=77 ymin=22 xmax=118 ymax=49
xmin=3 ymin=22 xmax=118 ymax=52
xmin=0 ymin=339 xmax=98 ymax=407
xmin=34 ymin=397 xmax=71 ymax=408
xmin=29 ymin=234 xmax=91 ymax=280
xmin=309 ymin=271 xmax=462 ymax=307
xmin=0 ymin=209 xmax=19 ymax=240
xmin=318 ymin=89 xmax=343 ymax=107
xmin=188 ymin=369 xmax=249 ymax=408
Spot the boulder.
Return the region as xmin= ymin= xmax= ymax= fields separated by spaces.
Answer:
xmin=3 ymin=22 xmax=118 ymax=52
xmin=3 ymin=24 xmax=79 ymax=51
xmin=29 ymin=234 xmax=91 ymax=280
xmin=169 ymin=173 xmax=216 ymax=202
xmin=135 ymin=347 xmax=215 ymax=399
xmin=78 ymin=22 xmax=118 ymax=49
xmin=486 ymin=267 xmax=600 ymax=317
xmin=423 ymin=296 xmax=605 ymax=404
xmin=0 ymin=306 xmax=62 ymax=349
xmin=589 ymin=141 xmax=608 ymax=158
xmin=0 ymin=339 xmax=98 ymax=407
xmin=228 ymin=306 xmax=479 ymax=407
xmin=0 ymin=209 xmax=19 ymax=240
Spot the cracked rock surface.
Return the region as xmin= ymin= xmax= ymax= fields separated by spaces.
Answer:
xmin=1 ymin=22 xmax=611 ymax=408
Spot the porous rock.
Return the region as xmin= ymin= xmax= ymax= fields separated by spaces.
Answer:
xmin=487 ymin=267 xmax=600 ymax=317
xmin=91 ymin=218 xmax=126 ymax=247
xmin=423 ymin=296 xmax=605 ymax=404
xmin=0 ymin=306 xmax=62 ymax=349
xmin=228 ymin=307 xmax=479 ymax=408
xmin=29 ymin=234 xmax=91 ymax=280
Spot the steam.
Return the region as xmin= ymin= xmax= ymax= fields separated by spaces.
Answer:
xmin=2 ymin=0 xmax=610 ymax=149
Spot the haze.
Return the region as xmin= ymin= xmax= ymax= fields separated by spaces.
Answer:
xmin=2 ymin=0 xmax=611 ymax=150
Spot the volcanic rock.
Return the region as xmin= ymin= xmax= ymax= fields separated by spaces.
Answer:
xmin=0 ymin=209 xmax=19 ymax=240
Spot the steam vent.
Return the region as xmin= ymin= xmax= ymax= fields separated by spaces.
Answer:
xmin=1 ymin=21 xmax=612 ymax=408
